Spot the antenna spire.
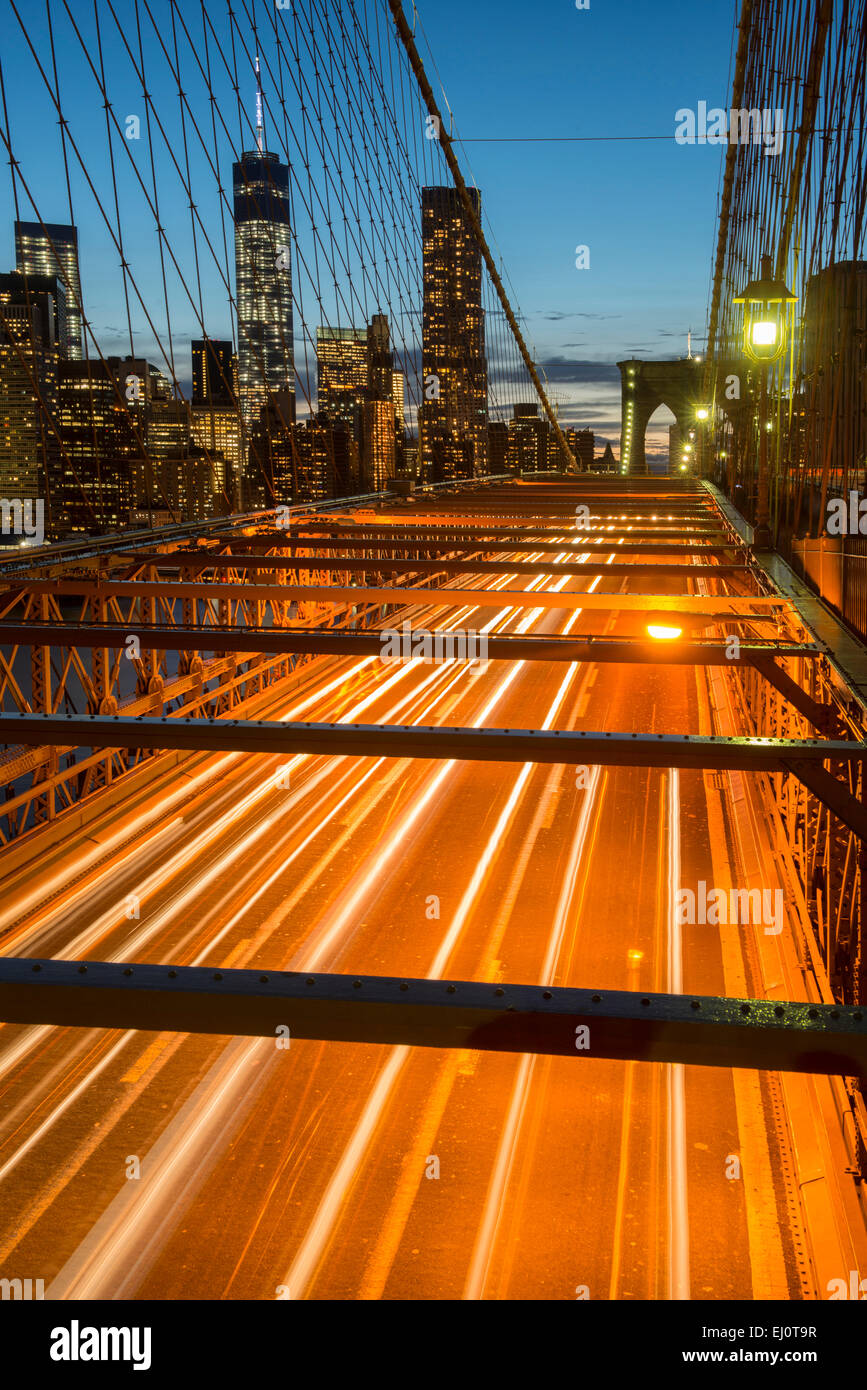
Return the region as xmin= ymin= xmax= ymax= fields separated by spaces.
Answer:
xmin=255 ymin=54 xmax=264 ymax=153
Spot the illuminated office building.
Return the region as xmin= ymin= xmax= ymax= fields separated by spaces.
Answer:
xmin=508 ymin=402 xmax=548 ymax=473
xmin=55 ymin=358 xmax=137 ymax=534
xmin=192 ymin=338 xmax=235 ymax=405
xmin=0 ymin=272 xmax=62 ymax=507
xmin=421 ymin=185 xmax=488 ymax=480
xmin=15 ymin=221 xmax=83 ymax=359
xmin=190 ymin=337 xmax=238 ymax=506
xmin=233 ymin=61 xmax=294 ymax=498
xmin=317 ymin=327 xmax=367 ymax=435
xmin=393 ymin=370 xmax=405 ymax=431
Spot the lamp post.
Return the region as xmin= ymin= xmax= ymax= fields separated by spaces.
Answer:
xmin=733 ymin=254 xmax=797 ymax=549
xmin=694 ymin=406 xmax=710 ymax=478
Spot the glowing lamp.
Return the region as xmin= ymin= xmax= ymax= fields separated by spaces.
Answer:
xmin=733 ymin=254 xmax=797 ymax=364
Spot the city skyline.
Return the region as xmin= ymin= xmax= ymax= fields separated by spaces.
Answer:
xmin=0 ymin=0 xmax=736 ymax=461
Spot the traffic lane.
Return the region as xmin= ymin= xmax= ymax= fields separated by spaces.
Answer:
xmin=0 ymin=550 xmax=614 ymax=1278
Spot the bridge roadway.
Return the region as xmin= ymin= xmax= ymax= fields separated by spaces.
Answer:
xmin=0 ymin=512 xmax=841 ymax=1300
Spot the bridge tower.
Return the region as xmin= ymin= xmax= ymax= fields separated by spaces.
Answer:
xmin=617 ymin=358 xmax=706 ymax=475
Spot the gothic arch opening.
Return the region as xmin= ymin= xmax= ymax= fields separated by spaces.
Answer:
xmin=617 ymin=358 xmax=706 ymax=475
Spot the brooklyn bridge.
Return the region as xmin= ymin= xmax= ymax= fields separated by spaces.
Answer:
xmin=0 ymin=0 xmax=865 ymax=1315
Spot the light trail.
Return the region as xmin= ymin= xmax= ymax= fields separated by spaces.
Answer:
xmin=0 ymin=562 xmax=585 ymax=1201
xmin=666 ymin=767 xmax=690 ymax=1300
xmin=462 ymin=759 xmax=605 ymax=1300
xmin=10 ymin=544 xmax=608 ymax=1297
xmin=280 ymin=562 xmax=611 ymax=1298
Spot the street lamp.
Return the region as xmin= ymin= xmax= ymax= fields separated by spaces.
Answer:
xmin=733 ymin=254 xmax=797 ymax=548
xmin=648 ymin=620 xmax=684 ymax=640
xmin=646 ymin=610 xmax=716 ymax=641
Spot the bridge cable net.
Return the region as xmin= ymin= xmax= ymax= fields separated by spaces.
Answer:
xmin=706 ymin=0 xmax=867 ymax=537
xmin=0 ymin=0 xmax=560 ymax=541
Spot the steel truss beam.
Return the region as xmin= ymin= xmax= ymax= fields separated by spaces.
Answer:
xmin=307 ymin=542 xmax=742 ymax=559
xmin=111 ymin=553 xmax=751 ymax=580
xmin=2 ymin=716 xmax=865 ymax=836
xmin=4 ymin=580 xmax=788 ymax=616
xmin=231 ymin=538 xmax=742 ymax=557
xmin=4 ymin=716 xmax=857 ymax=768
xmin=0 ymin=625 xmax=819 ymax=666
xmin=0 ymin=958 xmax=864 ymax=1078
xmin=298 ymin=526 xmax=728 ymax=541
xmin=296 ymin=515 xmax=718 ymax=532
xmin=745 ymin=654 xmax=831 ymax=731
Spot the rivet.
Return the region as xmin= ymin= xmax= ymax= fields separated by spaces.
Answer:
xmin=446 ymin=985 xmax=456 ymax=994
xmin=353 ymin=980 xmax=362 ymax=989
xmin=641 ymin=998 xmax=650 ymax=1007
xmin=123 ymin=968 xmax=133 ymax=976
xmin=78 ymin=964 xmax=87 ymax=974
xmin=168 ymin=970 xmax=177 ymax=979
xmin=542 ymin=990 xmax=552 ymax=1000
xmin=31 ymin=963 xmax=41 ymax=972
xmin=495 ymin=987 xmax=505 ymax=997
xmin=399 ymin=982 xmax=409 ymax=991
xmin=213 ymin=972 xmax=222 ymax=981
xmin=774 ymin=1006 xmax=785 ymax=1017
xmin=592 ymin=993 xmax=601 ymax=1003
xmin=740 ymin=1003 xmax=750 ymax=1014
xmin=307 ymin=977 xmax=315 ymax=985
xmin=690 ymin=1000 xmax=700 ymax=1010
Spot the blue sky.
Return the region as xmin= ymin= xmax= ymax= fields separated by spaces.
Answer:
xmin=0 ymin=0 xmax=739 ymax=454
xmin=416 ymin=0 xmax=739 ymax=445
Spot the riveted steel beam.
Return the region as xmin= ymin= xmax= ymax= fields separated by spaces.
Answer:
xmin=0 ymin=625 xmax=820 ymax=666
xmin=113 ymin=553 xmax=750 ymax=580
xmin=0 ymin=715 xmax=860 ymax=770
xmin=0 ymin=957 xmax=864 ymax=1077
xmin=1 ymin=580 xmax=789 ymax=615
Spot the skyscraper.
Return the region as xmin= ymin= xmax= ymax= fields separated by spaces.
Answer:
xmin=55 ymin=358 xmax=137 ymax=535
xmin=508 ymin=402 xmax=549 ymax=473
xmin=362 ymin=313 xmax=395 ymax=491
xmin=421 ymin=185 xmax=488 ymax=480
xmin=393 ymin=371 xmax=405 ymax=432
xmin=316 ymin=327 xmax=368 ymax=435
xmin=15 ymin=221 xmax=83 ymax=359
xmin=0 ymin=272 xmax=62 ymax=508
xmin=192 ymin=338 xmax=235 ymax=405
xmin=233 ymin=59 xmax=294 ymax=499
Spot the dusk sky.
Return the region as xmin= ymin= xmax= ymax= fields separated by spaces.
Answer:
xmin=0 ymin=0 xmax=739 ymax=456
xmin=415 ymin=0 xmax=739 ymax=448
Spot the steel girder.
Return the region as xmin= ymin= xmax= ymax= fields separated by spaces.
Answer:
xmin=4 ymin=716 xmax=858 ymax=769
xmin=0 ymin=957 xmax=864 ymax=1078
xmin=220 ymin=538 xmax=742 ymax=557
xmin=3 ymin=579 xmax=789 ymax=615
xmin=0 ymin=625 xmax=820 ymax=666
xmin=108 ymin=553 xmax=751 ymax=580
xmin=2 ymin=715 xmax=865 ymax=837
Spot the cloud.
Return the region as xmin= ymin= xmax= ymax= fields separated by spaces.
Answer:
xmin=536 ymin=357 xmax=622 ymax=385
xmin=537 ymin=311 xmax=623 ymax=322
